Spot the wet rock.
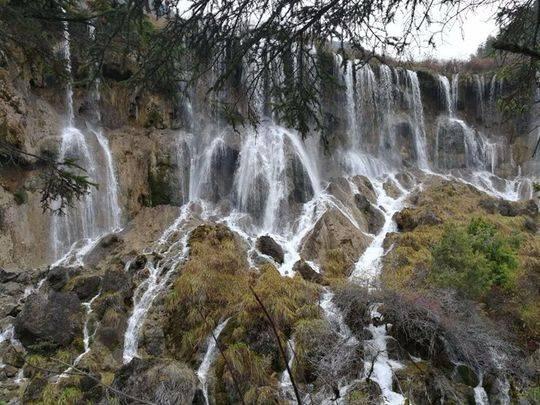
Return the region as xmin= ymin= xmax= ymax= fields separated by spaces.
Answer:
xmin=2 ymin=343 xmax=25 ymax=368
xmin=354 ymin=194 xmax=385 ymax=234
xmin=383 ymin=179 xmax=402 ymax=199
xmin=386 ymin=336 xmax=408 ymax=361
xmin=426 ymin=371 xmax=476 ymax=404
xmin=46 ymin=266 xmax=68 ymax=291
xmin=14 ymin=291 xmax=83 ymax=354
xmin=435 ymin=119 xmax=468 ymax=169
xmin=193 ymin=388 xmax=206 ymax=405
xmin=112 ymin=357 xmax=198 ymax=404
xmin=256 ymin=235 xmax=284 ymax=264
xmin=350 ymin=175 xmax=377 ymax=203
xmin=68 ymin=274 xmax=101 ymax=301
xmin=395 ymin=172 xmax=415 ymax=190
xmin=0 ymin=268 xmax=18 ymax=284
xmin=128 ymin=254 xmax=148 ymax=272
xmin=454 ymin=363 xmax=479 ymax=387
xmin=483 ymin=373 xmax=511 ymax=405
xmin=95 ymin=308 xmax=127 ymax=350
xmin=101 ymin=267 xmax=132 ymax=297
xmin=83 ymin=233 xmax=124 ymax=267
xmin=293 ymin=260 xmax=322 ymax=283
xmin=288 ymin=154 xmax=315 ymax=204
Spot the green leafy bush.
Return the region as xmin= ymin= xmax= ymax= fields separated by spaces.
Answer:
xmin=431 ymin=218 xmax=519 ymax=298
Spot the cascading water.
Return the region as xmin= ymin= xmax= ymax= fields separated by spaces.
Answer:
xmin=113 ymin=50 xmax=536 ymax=404
xmin=438 ymin=74 xmax=453 ymax=115
xmin=350 ymin=176 xmax=409 ymax=284
xmin=451 ymin=73 xmax=459 ymax=112
xmin=406 ymin=71 xmax=430 ymax=170
xmin=364 ymin=304 xmax=405 ymax=405
xmin=123 ymin=205 xmax=193 ymax=363
xmin=51 ymin=20 xmax=121 ymax=262
xmin=197 ymin=318 xmax=230 ymax=405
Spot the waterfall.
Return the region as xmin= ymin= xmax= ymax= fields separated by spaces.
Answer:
xmin=51 ymin=20 xmax=122 ymax=261
xmin=406 ymin=70 xmax=430 ymax=170
xmin=451 ymin=73 xmax=459 ymax=113
xmin=57 ymin=289 xmax=101 ymax=380
xmin=345 ymin=60 xmax=359 ymax=148
xmin=234 ymin=122 xmax=321 ymax=232
xmin=474 ymin=74 xmax=486 ymax=120
xmin=438 ymin=74 xmax=453 ymax=115
xmin=350 ymin=177 xmax=409 ymax=283
xmin=197 ymin=318 xmax=230 ymax=405
xmin=378 ymin=64 xmax=396 ymax=161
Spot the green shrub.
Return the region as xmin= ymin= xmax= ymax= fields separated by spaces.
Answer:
xmin=431 ymin=218 xmax=519 ymax=298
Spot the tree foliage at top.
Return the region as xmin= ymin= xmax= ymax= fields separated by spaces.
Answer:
xmin=0 ymin=0 xmax=538 ymax=209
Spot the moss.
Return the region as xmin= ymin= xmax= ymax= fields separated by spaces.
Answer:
xmin=321 ymin=248 xmax=350 ymax=279
xmin=144 ymin=103 xmax=165 ymax=129
xmin=41 ymin=385 xmax=83 ymax=405
xmin=164 ymin=223 xmax=325 ymax=400
xmin=214 ymin=342 xmax=277 ymax=403
xmin=165 ymin=224 xmax=250 ymax=361
xmin=13 ymin=188 xmax=27 ymax=205
xmin=146 ymin=161 xmax=175 ymax=207
xmin=292 ymin=318 xmax=333 ymax=383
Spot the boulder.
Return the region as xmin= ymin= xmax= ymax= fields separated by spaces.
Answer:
xmin=46 ymin=266 xmax=69 ymax=291
xmin=14 ymin=291 xmax=83 ymax=353
xmin=383 ymin=179 xmax=402 ymax=199
xmin=300 ymin=208 xmax=371 ymax=276
xmin=0 ymin=269 xmax=18 ymax=284
xmin=83 ymin=233 xmax=124 ymax=267
xmin=354 ymin=194 xmax=385 ymax=234
xmin=394 ymin=207 xmax=442 ymax=231
xmin=112 ymin=358 xmax=198 ymax=404
xmin=68 ymin=275 xmax=102 ymax=301
xmin=350 ymin=176 xmax=377 ymax=203
xmin=293 ymin=260 xmax=322 ymax=283
xmin=101 ymin=267 xmax=132 ymax=297
xmin=256 ymin=235 xmax=285 ymax=264
xmin=127 ymin=254 xmax=148 ymax=272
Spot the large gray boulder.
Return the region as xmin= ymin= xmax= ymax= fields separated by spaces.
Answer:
xmin=256 ymin=235 xmax=285 ymax=264
xmin=14 ymin=291 xmax=83 ymax=353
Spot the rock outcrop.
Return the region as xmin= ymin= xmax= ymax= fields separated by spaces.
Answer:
xmin=14 ymin=291 xmax=83 ymax=353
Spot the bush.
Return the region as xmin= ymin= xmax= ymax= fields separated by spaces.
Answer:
xmin=431 ymin=218 xmax=519 ymax=299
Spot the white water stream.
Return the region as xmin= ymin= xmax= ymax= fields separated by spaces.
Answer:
xmin=197 ymin=318 xmax=230 ymax=405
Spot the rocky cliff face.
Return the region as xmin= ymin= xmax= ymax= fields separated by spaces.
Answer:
xmin=0 ymin=42 xmax=539 ymax=404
